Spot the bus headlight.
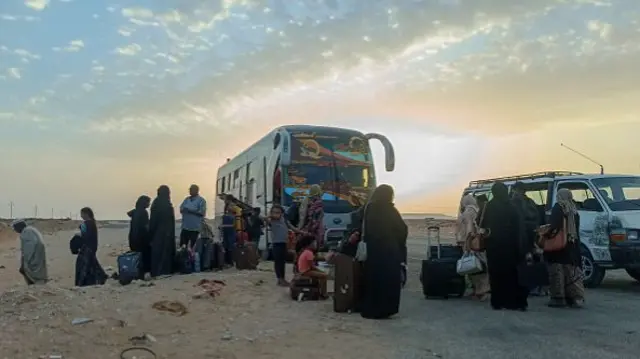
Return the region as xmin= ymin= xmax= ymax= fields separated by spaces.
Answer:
xmin=628 ymin=231 xmax=639 ymax=241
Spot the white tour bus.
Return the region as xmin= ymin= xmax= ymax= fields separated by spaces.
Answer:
xmin=461 ymin=171 xmax=640 ymax=288
xmin=214 ymin=125 xmax=395 ymax=254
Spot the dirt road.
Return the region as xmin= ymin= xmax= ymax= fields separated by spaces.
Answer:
xmin=0 ymin=226 xmax=639 ymax=358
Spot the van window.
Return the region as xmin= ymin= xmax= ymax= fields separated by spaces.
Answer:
xmin=557 ymin=182 xmax=601 ymax=212
xmin=592 ymin=176 xmax=640 ymax=211
xmin=526 ymin=189 xmax=548 ymax=206
xmin=221 ymin=177 xmax=226 ymax=194
xmin=473 ymin=190 xmax=492 ymax=201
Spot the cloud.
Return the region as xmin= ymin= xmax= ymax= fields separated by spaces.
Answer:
xmin=121 ymin=7 xmax=154 ymax=19
xmin=60 ymin=39 xmax=84 ymax=52
xmin=25 ymin=0 xmax=50 ymax=11
xmin=7 ymin=68 xmax=21 ymax=79
xmin=114 ymin=43 xmax=142 ymax=56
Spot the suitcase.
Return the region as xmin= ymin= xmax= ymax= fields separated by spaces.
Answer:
xmin=517 ymin=256 xmax=549 ymax=288
xmin=332 ymin=253 xmax=362 ymax=313
xmin=200 ymin=238 xmax=214 ymax=271
xmin=175 ymin=247 xmax=194 ymax=274
xmin=290 ymin=276 xmax=321 ymax=301
xmin=117 ymin=251 xmax=142 ymax=285
xmin=211 ymin=242 xmax=225 ymax=270
xmin=420 ymin=225 xmax=465 ymax=299
xmin=234 ymin=243 xmax=259 ymax=270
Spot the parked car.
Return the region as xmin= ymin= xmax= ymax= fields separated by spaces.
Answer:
xmin=461 ymin=171 xmax=640 ymax=288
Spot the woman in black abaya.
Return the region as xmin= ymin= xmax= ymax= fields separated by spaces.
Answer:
xmin=127 ymin=195 xmax=152 ymax=276
xmin=360 ymin=184 xmax=408 ymax=319
xmin=149 ymin=185 xmax=176 ymax=277
xmin=481 ymin=182 xmax=528 ymax=311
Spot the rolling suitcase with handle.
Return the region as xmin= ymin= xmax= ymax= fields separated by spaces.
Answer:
xmin=420 ymin=225 xmax=465 ymax=299
xmin=332 ymin=253 xmax=362 ymax=313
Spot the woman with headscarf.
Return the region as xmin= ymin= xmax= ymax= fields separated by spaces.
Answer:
xmin=299 ymin=184 xmax=325 ymax=246
xmin=127 ymin=195 xmax=152 ymax=277
xmin=544 ymin=188 xmax=584 ymax=308
xmin=360 ymin=184 xmax=408 ymax=319
xmin=149 ymin=185 xmax=176 ymax=277
xmin=481 ymin=182 xmax=528 ymax=311
xmin=12 ymin=219 xmax=48 ymax=285
xmin=75 ymin=207 xmax=108 ymax=287
xmin=457 ymin=194 xmax=490 ymax=301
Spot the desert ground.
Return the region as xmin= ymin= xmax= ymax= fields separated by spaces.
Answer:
xmin=1 ymin=219 xmax=640 ymax=359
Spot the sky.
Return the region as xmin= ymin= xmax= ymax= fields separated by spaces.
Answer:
xmin=1 ymin=0 xmax=639 ymax=219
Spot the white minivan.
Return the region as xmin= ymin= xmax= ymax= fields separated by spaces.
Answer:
xmin=461 ymin=171 xmax=640 ymax=288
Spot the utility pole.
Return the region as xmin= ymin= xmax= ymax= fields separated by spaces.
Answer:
xmin=9 ymin=201 xmax=14 ymax=219
xmin=34 ymin=205 xmax=38 ymax=218
xmin=51 ymin=208 xmax=54 ymax=219
xmin=560 ymin=143 xmax=605 ymax=174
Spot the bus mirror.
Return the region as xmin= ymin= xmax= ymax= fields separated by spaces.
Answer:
xmin=364 ymin=133 xmax=395 ymax=172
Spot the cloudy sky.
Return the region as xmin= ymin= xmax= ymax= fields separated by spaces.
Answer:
xmin=1 ymin=0 xmax=639 ymax=219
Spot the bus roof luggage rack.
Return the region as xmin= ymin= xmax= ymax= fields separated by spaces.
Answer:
xmin=468 ymin=171 xmax=584 ymax=187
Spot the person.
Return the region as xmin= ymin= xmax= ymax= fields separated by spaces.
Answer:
xmin=286 ymin=201 xmax=300 ymax=228
xmin=544 ymin=188 xmax=584 ymax=308
xmin=299 ymin=184 xmax=325 ymax=246
xmin=360 ymin=184 xmax=408 ymax=319
xmin=12 ymin=219 xmax=48 ymax=285
xmin=457 ymin=194 xmax=490 ymax=301
xmin=481 ymin=182 xmax=528 ymax=311
xmin=149 ymin=185 xmax=176 ymax=277
xmin=127 ymin=195 xmax=152 ymax=278
xmin=179 ymin=184 xmax=206 ymax=248
xmin=510 ymin=182 xmax=544 ymax=296
xmin=339 ymin=194 xmax=367 ymax=257
xmin=220 ymin=207 xmax=237 ymax=266
xmin=510 ymin=182 xmax=540 ymax=255
xmin=267 ymin=205 xmax=301 ymax=286
xmin=246 ymin=207 xmax=264 ymax=244
xmin=296 ymin=235 xmax=328 ymax=298
xmin=75 ymin=207 xmax=108 ymax=287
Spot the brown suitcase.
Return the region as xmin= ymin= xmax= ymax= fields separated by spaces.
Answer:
xmin=234 ymin=243 xmax=259 ymax=270
xmin=332 ymin=253 xmax=362 ymax=313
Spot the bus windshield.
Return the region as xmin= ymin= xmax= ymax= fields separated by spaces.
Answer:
xmin=283 ymin=164 xmax=373 ymax=213
xmin=592 ymin=177 xmax=640 ymax=211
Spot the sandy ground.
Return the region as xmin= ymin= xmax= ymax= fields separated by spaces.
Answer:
xmin=1 ymin=219 xmax=640 ymax=359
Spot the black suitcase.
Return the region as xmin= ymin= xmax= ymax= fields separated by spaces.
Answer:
xmin=201 ymin=238 xmax=214 ymax=271
xmin=211 ymin=242 xmax=225 ymax=270
xmin=420 ymin=226 xmax=465 ymax=299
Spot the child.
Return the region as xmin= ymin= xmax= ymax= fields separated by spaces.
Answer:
xmin=296 ymin=235 xmax=328 ymax=298
xmin=266 ymin=205 xmax=300 ymax=286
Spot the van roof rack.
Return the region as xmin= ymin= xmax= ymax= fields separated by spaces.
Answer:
xmin=468 ymin=171 xmax=584 ymax=187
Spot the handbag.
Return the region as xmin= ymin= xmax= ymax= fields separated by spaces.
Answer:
xmin=456 ymin=252 xmax=484 ymax=275
xmin=469 ymin=204 xmax=488 ymax=251
xmin=354 ymin=205 xmax=368 ymax=262
xmin=517 ymin=259 xmax=549 ymax=288
xmin=538 ymin=219 xmax=567 ymax=252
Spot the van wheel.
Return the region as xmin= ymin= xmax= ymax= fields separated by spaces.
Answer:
xmin=581 ymin=247 xmax=605 ymax=288
xmin=625 ymin=268 xmax=640 ymax=282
